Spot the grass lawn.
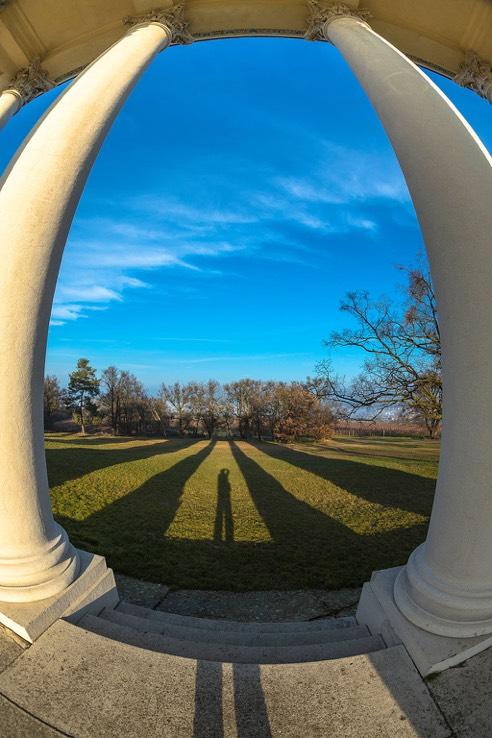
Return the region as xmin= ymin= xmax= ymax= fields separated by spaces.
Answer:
xmin=46 ymin=434 xmax=439 ymax=591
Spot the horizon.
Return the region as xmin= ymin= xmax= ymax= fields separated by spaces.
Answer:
xmin=2 ymin=37 xmax=491 ymax=394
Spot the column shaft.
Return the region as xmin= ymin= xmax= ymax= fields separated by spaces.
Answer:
xmin=324 ymin=16 xmax=492 ymax=635
xmin=0 ymin=89 xmax=21 ymax=129
xmin=0 ymin=21 xmax=172 ymax=602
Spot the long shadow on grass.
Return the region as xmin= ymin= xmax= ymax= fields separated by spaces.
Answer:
xmin=230 ymin=441 xmax=358 ymax=546
xmin=46 ymin=438 xmax=200 ymax=486
xmin=57 ymin=440 xmax=216 ymax=566
xmin=252 ymin=441 xmax=435 ymax=517
xmin=55 ymin=439 xmax=430 ymax=590
xmin=225 ymin=440 xmax=428 ymax=589
xmin=326 ymin=442 xmax=437 ymax=465
xmin=46 ymin=435 xmax=145 ymax=445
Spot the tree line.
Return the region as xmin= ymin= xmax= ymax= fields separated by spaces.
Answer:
xmin=44 ymin=265 xmax=442 ymax=440
xmin=44 ymin=368 xmax=334 ymax=442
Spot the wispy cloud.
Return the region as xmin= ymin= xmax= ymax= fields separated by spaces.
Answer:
xmin=162 ymin=352 xmax=311 ymax=365
xmin=155 ymin=337 xmax=232 ymax=343
xmin=273 ymin=143 xmax=410 ymax=208
xmin=56 ymin=285 xmax=122 ymax=303
xmin=129 ymin=197 xmax=258 ymax=227
xmin=274 ymin=177 xmax=344 ymax=205
xmin=52 ymin=140 xmax=410 ymax=327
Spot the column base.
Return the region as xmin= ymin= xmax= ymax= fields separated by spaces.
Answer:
xmin=0 ymin=549 xmax=119 ymax=643
xmin=0 ymin=524 xmax=79 ymax=602
xmin=394 ymin=556 xmax=492 ymax=637
xmin=356 ymin=566 xmax=492 ymax=676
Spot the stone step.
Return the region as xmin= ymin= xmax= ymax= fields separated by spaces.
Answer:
xmin=116 ymin=600 xmax=358 ymax=632
xmin=0 ymin=619 xmax=451 ymax=738
xmin=99 ymin=607 xmax=370 ymax=647
xmin=80 ymin=612 xmax=384 ymax=664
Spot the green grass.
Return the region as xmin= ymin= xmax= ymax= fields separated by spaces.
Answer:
xmin=46 ymin=434 xmax=439 ymax=591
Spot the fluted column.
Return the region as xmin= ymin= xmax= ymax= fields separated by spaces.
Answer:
xmin=0 ymin=60 xmax=53 ymax=130
xmin=0 ymin=4 xmax=191 ymax=603
xmin=307 ymin=2 xmax=492 ymax=637
xmin=0 ymin=89 xmax=21 ymax=127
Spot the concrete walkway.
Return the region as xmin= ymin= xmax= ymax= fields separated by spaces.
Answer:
xmin=0 ymin=619 xmax=447 ymax=738
xmin=0 ymin=590 xmax=491 ymax=737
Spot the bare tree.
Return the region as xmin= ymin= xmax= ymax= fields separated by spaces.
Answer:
xmin=224 ymin=379 xmax=261 ymax=439
xmin=43 ymin=375 xmax=62 ymax=430
xmin=316 ymin=267 xmax=442 ymax=438
xmin=187 ymin=382 xmax=205 ymax=437
xmin=262 ymin=380 xmax=283 ymax=440
xmin=250 ymin=381 xmax=270 ymax=441
xmin=100 ymin=366 xmax=121 ymax=434
xmin=160 ymin=382 xmax=192 ymax=436
xmin=200 ymin=380 xmax=223 ymax=439
xmin=118 ymin=371 xmax=146 ymax=435
xmin=148 ymin=396 xmax=170 ymax=437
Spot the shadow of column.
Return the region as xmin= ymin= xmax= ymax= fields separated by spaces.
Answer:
xmin=213 ymin=468 xmax=234 ymax=544
xmin=193 ymin=660 xmax=224 ymax=738
xmin=46 ymin=437 xmax=201 ymax=486
xmin=55 ymin=441 xmax=217 ymax=581
xmin=228 ymin=439 xmax=429 ymax=589
xmin=253 ymin=440 xmax=434 ymax=516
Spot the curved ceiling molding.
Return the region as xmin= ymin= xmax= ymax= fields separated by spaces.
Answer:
xmin=0 ymin=0 xmax=491 ymax=103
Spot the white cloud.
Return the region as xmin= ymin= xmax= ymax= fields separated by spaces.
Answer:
xmin=346 ymin=215 xmax=378 ymax=232
xmin=119 ymin=276 xmax=150 ymax=289
xmin=164 ymin=352 xmax=310 ymax=365
xmin=274 ymin=143 xmax=410 ymax=207
xmin=57 ymin=285 xmax=122 ymax=303
xmin=51 ymin=142 xmax=411 ymax=328
xmin=131 ymin=196 xmax=258 ymax=226
xmin=156 ymin=337 xmax=231 ymax=343
xmin=274 ymin=177 xmax=344 ymax=205
xmin=50 ymin=304 xmax=86 ymax=326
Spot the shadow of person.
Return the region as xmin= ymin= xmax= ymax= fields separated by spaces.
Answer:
xmin=214 ymin=468 xmax=234 ymax=544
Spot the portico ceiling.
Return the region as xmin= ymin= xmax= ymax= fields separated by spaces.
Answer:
xmin=0 ymin=0 xmax=491 ymax=95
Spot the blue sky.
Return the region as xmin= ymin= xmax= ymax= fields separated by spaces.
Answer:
xmin=1 ymin=37 xmax=491 ymax=392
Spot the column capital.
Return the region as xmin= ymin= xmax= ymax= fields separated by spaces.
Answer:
xmin=5 ymin=59 xmax=54 ymax=105
xmin=305 ymin=1 xmax=371 ymax=41
xmin=454 ymin=51 xmax=492 ymax=104
xmin=124 ymin=3 xmax=193 ymax=45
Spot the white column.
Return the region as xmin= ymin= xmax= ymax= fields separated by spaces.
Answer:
xmin=0 ymin=89 xmax=21 ymax=129
xmin=310 ymin=5 xmax=492 ymax=636
xmin=0 ymin=10 xmax=187 ymax=603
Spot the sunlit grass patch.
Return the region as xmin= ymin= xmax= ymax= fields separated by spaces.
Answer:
xmin=47 ymin=434 xmax=439 ymax=590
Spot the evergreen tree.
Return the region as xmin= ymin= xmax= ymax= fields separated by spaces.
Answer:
xmin=67 ymin=358 xmax=100 ymax=434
